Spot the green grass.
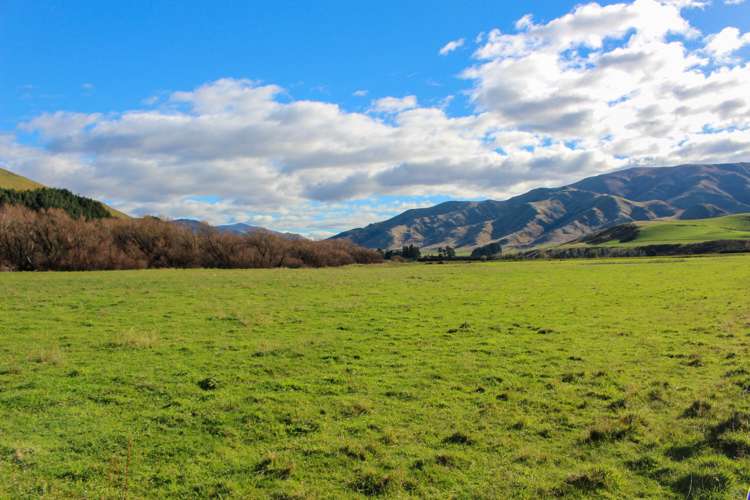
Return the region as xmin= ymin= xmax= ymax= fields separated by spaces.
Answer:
xmin=602 ymin=214 xmax=750 ymax=247
xmin=0 ymin=167 xmax=45 ymax=191
xmin=1 ymin=258 xmax=749 ymax=498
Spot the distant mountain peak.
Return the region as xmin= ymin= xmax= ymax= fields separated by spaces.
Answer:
xmin=173 ymin=219 xmax=306 ymax=240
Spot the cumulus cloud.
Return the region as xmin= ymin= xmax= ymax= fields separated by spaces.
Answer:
xmin=369 ymin=95 xmax=418 ymax=113
xmin=353 ymin=89 xmax=368 ymax=97
xmin=704 ymin=27 xmax=750 ymax=61
xmin=439 ymin=38 xmax=465 ymax=55
xmin=2 ymin=0 xmax=750 ymax=235
xmin=464 ymin=0 xmax=750 ymax=164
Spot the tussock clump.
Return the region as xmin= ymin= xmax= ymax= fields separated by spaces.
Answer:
xmin=443 ymin=432 xmax=473 ymax=445
xmin=586 ymin=414 xmax=643 ymax=444
xmin=625 ymin=454 xmax=660 ymax=473
xmin=685 ymin=354 xmax=703 ymax=367
xmin=707 ymin=412 xmax=750 ymax=458
xmin=435 ymin=454 xmax=463 ymax=468
xmin=714 ymin=432 xmax=750 ymax=459
xmin=723 ymin=368 xmax=747 ymax=377
xmin=410 ymin=459 xmax=426 ymax=471
xmin=511 ymin=419 xmax=527 ymax=431
xmin=647 ymin=389 xmax=665 ymax=403
xmin=560 ymin=372 xmax=585 ymax=383
xmin=384 ymin=390 xmax=415 ymax=401
xmin=350 ymin=469 xmax=394 ymax=496
xmin=281 ymin=416 xmax=319 ymax=436
xmin=681 ymin=400 xmax=712 ymax=418
xmin=672 ymin=467 xmax=734 ymax=498
xmin=342 ymin=401 xmax=371 ymax=417
xmin=709 ymin=412 xmax=750 ymax=437
xmin=340 ymin=444 xmax=367 ymax=461
xmin=447 ymin=322 xmax=472 ymax=334
xmin=607 ymin=398 xmax=627 ymax=411
xmin=481 ymin=375 xmax=504 ymax=385
xmin=197 ymin=377 xmax=218 ymax=391
xmin=665 ymin=443 xmax=702 ymax=462
xmin=554 ymin=467 xmax=612 ymax=495
xmin=254 ymin=453 xmax=294 ymax=480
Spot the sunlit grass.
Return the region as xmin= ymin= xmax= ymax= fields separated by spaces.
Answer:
xmin=1 ymin=257 xmax=749 ymax=497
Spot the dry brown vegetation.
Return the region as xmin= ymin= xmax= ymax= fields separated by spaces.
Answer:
xmin=0 ymin=205 xmax=381 ymax=271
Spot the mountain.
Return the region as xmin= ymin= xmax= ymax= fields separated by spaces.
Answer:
xmin=0 ymin=166 xmax=128 ymax=218
xmin=173 ymin=219 xmax=305 ymax=240
xmin=332 ymin=163 xmax=750 ymax=250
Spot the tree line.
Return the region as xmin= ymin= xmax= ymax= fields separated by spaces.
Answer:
xmin=0 ymin=205 xmax=382 ymax=272
xmin=0 ymin=187 xmax=112 ymax=220
xmin=380 ymin=244 xmax=421 ymax=260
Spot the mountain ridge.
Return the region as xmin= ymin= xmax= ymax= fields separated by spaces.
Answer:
xmin=173 ymin=219 xmax=306 ymax=240
xmin=332 ymin=163 xmax=750 ymax=250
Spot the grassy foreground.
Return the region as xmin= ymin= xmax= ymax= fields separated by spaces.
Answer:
xmin=1 ymin=258 xmax=749 ymax=498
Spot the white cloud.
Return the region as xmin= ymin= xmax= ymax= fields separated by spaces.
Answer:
xmin=2 ymin=0 xmax=750 ymax=235
xmin=724 ymin=0 xmax=745 ymax=4
xmin=439 ymin=38 xmax=465 ymax=55
xmin=369 ymin=95 xmax=418 ymax=113
xmin=464 ymin=0 xmax=750 ymax=163
xmin=704 ymin=27 xmax=750 ymax=61
xmin=353 ymin=89 xmax=368 ymax=97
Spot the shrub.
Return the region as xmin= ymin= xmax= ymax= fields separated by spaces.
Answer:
xmin=0 ymin=205 xmax=382 ymax=271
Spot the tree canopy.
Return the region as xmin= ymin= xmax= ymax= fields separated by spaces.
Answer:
xmin=0 ymin=188 xmax=112 ymax=220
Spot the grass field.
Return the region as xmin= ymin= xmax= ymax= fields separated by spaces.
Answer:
xmin=1 ymin=258 xmax=749 ymax=498
xmin=596 ymin=214 xmax=750 ymax=247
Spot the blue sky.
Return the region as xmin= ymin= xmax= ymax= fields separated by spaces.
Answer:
xmin=2 ymin=0 xmax=750 ymax=236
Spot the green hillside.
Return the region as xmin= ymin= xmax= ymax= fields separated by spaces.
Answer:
xmin=0 ymin=166 xmax=128 ymax=218
xmin=0 ymin=167 xmax=45 ymax=191
xmin=576 ymin=213 xmax=750 ymax=248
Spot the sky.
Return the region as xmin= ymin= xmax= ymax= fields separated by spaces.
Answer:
xmin=2 ymin=0 xmax=750 ymax=237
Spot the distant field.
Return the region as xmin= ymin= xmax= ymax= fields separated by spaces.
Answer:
xmin=1 ymin=258 xmax=749 ymax=498
xmin=593 ymin=213 xmax=750 ymax=247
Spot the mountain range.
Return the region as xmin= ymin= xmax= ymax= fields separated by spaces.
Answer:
xmin=173 ymin=219 xmax=305 ymax=240
xmin=332 ymin=163 xmax=750 ymax=250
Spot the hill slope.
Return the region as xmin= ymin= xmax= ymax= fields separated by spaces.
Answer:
xmin=332 ymin=163 xmax=750 ymax=249
xmin=0 ymin=167 xmax=45 ymax=191
xmin=574 ymin=213 xmax=750 ymax=248
xmin=0 ymin=166 xmax=128 ymax=218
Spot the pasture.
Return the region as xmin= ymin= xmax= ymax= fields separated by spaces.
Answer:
xmin=1 ymin=256 xmax=749 ymax=498
xmin=604 ymin=214 xmax=750 ymax=247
